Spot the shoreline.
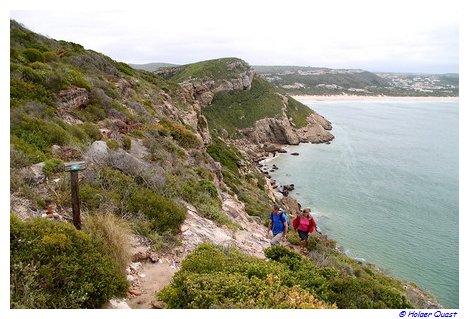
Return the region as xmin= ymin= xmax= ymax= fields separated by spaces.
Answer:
xmin=291 ymin=94 xmax=459 ymax=102
xmin=259 ymin=145 xmax=444 ymax=308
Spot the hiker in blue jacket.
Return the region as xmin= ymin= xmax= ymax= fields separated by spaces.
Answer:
xmin=266 ymin=204 xmax=288 ymax=246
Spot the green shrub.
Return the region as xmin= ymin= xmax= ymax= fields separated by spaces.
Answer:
xmin=198 ymin=180 xmax=218 ymax=198
xmin=10 ymin=215 xmax=128 ymax=308
xmin=10 ymin=78 xmax=54 ymax=107
xmin=327 ymin=276 xmax=412 ymax=309
xmin=11 ymin=116 xmax=71 ymax=153
xmin=163 ymin=243 xmax=414 ymax=309
xmin=203 ymin=77 xmax=284 ymax=136
xmin=43 ymin=158 xmax=64 ymax=177
xmin=123 ymin=136 xmax=132 ymax=150
xmin=22 ymin=48 xmax=45 ymax=63
xmin=106 ymin=139 xmax=119 ymax=150
xmin=73 ymin=104 xmax=107 ymax=122
xmin=126 ymin=187 xmax=186 ymax=233
xmin=10 ymin=134 xmax=46 ymax=164
xmin=286 ymin=227 xmax=302 ymax=245
xmin=19 ymin=65 xmax=47 ymax=84
xmin=158 ymin=243 xmax=334 ymax=309
xmin=159 ymin=119 xmax=200 ymax=149
xmin=78 ymin=122 xmax=101 ymax=141
xmin=286 ymin=96 xmax=313 ymax=128
xmin=43 ymin=51 xmax=59 ymax=62
xmin=206 ymin=137 xmax=240 ymax=174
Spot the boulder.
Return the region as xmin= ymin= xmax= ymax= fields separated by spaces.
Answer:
xmin=20 ymin=162 xmax=45 ymax=185
xmin=85 ymin=141 xmax=109 ymax=164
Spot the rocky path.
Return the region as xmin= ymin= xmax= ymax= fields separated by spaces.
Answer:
xmin=126 ymin=259 xmax=178 ymax=309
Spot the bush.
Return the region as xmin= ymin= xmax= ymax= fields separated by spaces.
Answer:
xmin=78 ymin=122 xmax=101 ymax=141
xmin=126 ymin=187 xmax=186 ymax=233
xmin=10 ymin=134 xmax=46 ymax=164
xmin=286 ymin=96 xmax=313 ymax=128
xmin=159 ymin=119 xmax=200 ymax=149
xmin=327 ymin=277 xmax=412 ymax=309
xmin=22 ymin=48 xmax=45 ymax=63
xmin=10 ymin=215 xmax=128 ymax=308
xmin=158 ymin=243 xmax=335 ymax=309
xmin=11 ymin=116 xmax=71 ymax=153
xmin=43 ymin=158 xmax=64 ymax=177
xmin=82 ymin=212 xmax=133 ymax=271
xmin=206 ymin=137 xmax=241 ymax=174
xmin=106 ymin=139 xmax=119 ymax=150
xmin=198 ymin=180 xmax=218 ymax=198
xmin=10 ymin=78 xmax=54 ymax=107
xmin=123 ymin=136 xmax=132 ymax=150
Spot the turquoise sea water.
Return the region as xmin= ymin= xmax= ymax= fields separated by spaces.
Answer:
xmin=268 ymin=99 xmax=459 ymax=308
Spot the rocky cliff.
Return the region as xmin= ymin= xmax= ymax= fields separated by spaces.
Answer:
xmin=159 ymin=58 xmax=334 ymax=151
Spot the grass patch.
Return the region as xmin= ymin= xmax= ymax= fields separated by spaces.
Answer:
xmin=82 ymin=212 xmax=133 ymax=271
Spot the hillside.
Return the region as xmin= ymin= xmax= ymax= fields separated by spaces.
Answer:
xmin=10 ymin=20 xmax=440 ymax=309
xmin=254 ymin=65 xmax=459 ymax=97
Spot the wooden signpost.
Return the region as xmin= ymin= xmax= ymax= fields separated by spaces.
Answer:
xmin=64 ymin=161 xmax=86 ymax=230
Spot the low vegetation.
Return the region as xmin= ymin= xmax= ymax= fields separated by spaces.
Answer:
xmin=158 ymin=243 xmax=413 ymax=309
xmin=10 ymin=214 xmax=129 ymax=308
xmin=158 ymin=243 xmax=334 ymax=309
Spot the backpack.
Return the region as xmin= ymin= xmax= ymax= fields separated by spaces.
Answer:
xmin=270 ymin=210 xmax=288 ymax=225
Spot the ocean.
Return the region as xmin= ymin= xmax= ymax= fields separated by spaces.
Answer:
xmin=268 ymin=98 xmax=459 ymax=308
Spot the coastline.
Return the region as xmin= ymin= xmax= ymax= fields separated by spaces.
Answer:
xmin=259 ymin=145 xmax=444 ymax=308
xmin=291 ymin=94 xmax=459 ymax=102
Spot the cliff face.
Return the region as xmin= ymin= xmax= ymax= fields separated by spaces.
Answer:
xmin=161 ymin=58 xmax=334 ymax=149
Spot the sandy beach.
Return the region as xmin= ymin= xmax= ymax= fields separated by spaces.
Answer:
xmin=291 ymin=94 xmax=459 ymax=102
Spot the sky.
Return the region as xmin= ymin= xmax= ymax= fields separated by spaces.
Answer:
xmin=8 ymin=0 xmax=460 ymax=74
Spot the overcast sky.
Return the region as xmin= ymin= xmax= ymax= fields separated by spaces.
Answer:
xmin=9 ymin=1 xmax=460 ymax=73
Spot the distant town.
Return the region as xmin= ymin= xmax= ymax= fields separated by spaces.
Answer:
xmin=253 ymin=66 xmax=458 ymax=97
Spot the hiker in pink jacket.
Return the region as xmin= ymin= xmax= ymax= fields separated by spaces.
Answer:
xmin=292 ymin=207 xmax=317 ymax=254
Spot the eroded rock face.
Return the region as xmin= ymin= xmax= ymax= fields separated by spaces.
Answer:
xmin=311 ymin=112 xmax=332 ymax=130
xmin=297 ymin=119 xmax=334 ymax=144
xmin=57 ymin=86 xmax=89 ymax=110
xmin=180 ymin=195 xmax=270 ymax=259
xmin=282 ymin=196 xmax=301 ymax=215
xmin=250 ymin=117 xmax=300 ymax=145
xmin=180 ymin=69 xmax=255 ymax=106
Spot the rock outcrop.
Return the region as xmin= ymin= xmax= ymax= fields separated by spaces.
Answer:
xmin=249 ymin=117 xmax=300 ymax=145
xmin=297 ymin=113 xmax=334 ymax=143
xmin=176 ymin=63 xmax=255 ymax=106
xmin=179 ymin=194 xmax=271 ymax=260
xmin=57 ymin=86 xmax=89 ymax=110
